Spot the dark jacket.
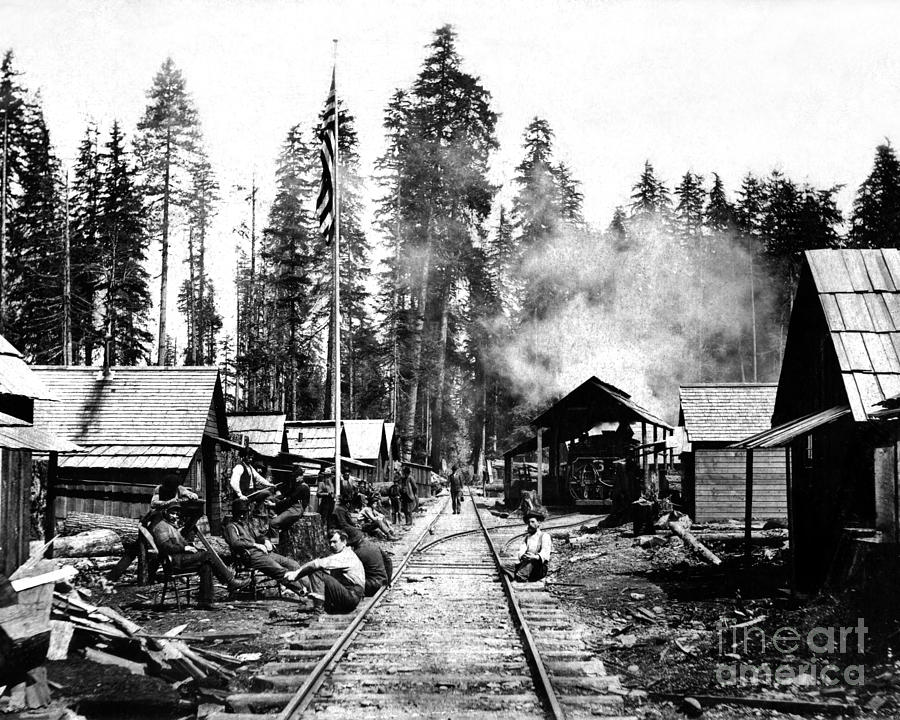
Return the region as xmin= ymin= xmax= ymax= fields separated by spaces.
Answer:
xmin=331 ymin=504 xmax=366 ymax=547
xmin=353 ymin=539 xmax=392 ymax=591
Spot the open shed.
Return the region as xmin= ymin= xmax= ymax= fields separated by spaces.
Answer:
xmin=0 ymin=337 xmax=78 ymax=575
xmin=32 ymin=366 xmax=228 ymax=532
xmin=507 ymin=376 xmax=673 ymax=508
xmin=343 ymin=419 xmax=392 ymax=484
xmin=679 ymin=383 xmax=786 ymax=522
xmin=733 ymin=249 xmax=900 ymax=589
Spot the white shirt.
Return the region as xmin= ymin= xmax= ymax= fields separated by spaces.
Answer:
xmin=310 ymin=546 xmax=366 ymax=588
xmin=517 ymin=529 xmax=552 ymax=563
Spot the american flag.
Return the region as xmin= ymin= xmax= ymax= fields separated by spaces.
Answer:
xmin=316 ymin=70 xmax=337 ymax=241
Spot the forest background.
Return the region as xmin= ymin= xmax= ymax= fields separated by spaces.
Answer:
xmin=2 ymin=15 xmax=900 ymax=471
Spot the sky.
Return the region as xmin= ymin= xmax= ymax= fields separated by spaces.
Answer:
xmin=2 ymin=0 xmax=900 ymax=356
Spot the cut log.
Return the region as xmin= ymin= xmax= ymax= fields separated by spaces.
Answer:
xmin=278 ymin=513 xmax=327 ymax=563
xmin=60 ymin=512 xmax=141 ymax=545
xmin=669 ymin=519 xmax=721 ymax=566
xmin=51 ymin=530 xmax=124 ymax=558
xmin=84 ymin=647 xmax=146 ymax=675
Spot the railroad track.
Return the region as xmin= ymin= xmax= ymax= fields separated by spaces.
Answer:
xmin=212 ymin=494 xmax=625 ymax=720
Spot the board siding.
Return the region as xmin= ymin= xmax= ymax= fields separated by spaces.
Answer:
xmin=694 ymin=448 xmax=787 ymax=522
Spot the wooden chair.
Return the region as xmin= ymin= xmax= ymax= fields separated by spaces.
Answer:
xmin=229 ymin=553 xmax=282 ymax=600
xmin=139 ymin=527 xmax=199 ymax=609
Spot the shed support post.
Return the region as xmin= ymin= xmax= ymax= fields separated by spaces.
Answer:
xmin=744 ymin=449 xmax=754 ymax=562
xmin=641 ymin=422 xmax=649 ymax=497
xmin=536 ymin=428 xmax=543 ymax=504
xmin=45 ymin=451 xmax=58 ymax=542
xmin=653 ymin=425 xmax=658 ymax=494
xmin=785 ymin=445 xmax=796 ymax=593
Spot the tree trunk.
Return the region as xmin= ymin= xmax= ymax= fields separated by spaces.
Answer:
xmin=401 ymin=242 xmax=432 ymax=462
xmin=429 ymin=286 xmax=450 ymax=471
xmin=186 ymin=227 xmax=196 ymax=365
xmin=60 ymin=512 xmax=140 ymax=545
xmin=52 ymin=530 xmax=124 ymax=558
xmin=197 ymin=224 xmax=205 ymax=363
xmin=156 ymin=130 xmax=171 ymax=366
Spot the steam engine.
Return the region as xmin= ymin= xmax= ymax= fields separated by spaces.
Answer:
xmin=566 ymin=431 xmax=638 ymax=507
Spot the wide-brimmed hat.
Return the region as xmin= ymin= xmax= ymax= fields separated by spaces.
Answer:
xmin=523 ymin=509 xmax=545 ymax=522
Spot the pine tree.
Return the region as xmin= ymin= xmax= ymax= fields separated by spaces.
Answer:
xmin=69 ymin=122 xmax=104 ymax=362
xmin=513 ymin=117 xmax=559 ymax=249
xmin=555 ymin=161 xmax=584 ymax=224
xmin=705 ymin=172 xmax=734 ymax=233
xmin=381 ymin=25 xmax=498 ymax=465
xmin=606 ymin=206 xmax=628 ymax=249
xmin=6 ymin=99 xmax=64 ymax=361
xmin=629 ymin=160 xmax=670 ymax=219
xmin=99 ymin=121 xmax=152 ymax=365
xmin=673 ymin=171 xmax=705 ymax=245
xmin=849 ymin=142 xmax=900 ymax=248
xmin=135 ymin=57 xmax=200 ymax=365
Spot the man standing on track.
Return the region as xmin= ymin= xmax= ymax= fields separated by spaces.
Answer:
xmin=285 ymin=529 xmax=365 ymax=614
xmin=513 ymin=511 xmax=552 ymax=582
xmin=448 ymin=463 xmax=463 ymax=514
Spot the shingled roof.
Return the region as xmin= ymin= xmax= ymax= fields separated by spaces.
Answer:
xmin=31 ymin=367 xmax=226 ymax=469
xmin=679 ymin=384 xmax=777 ymax=443
xmin=0 ymin=335 xmax=55 ymax=400
xmin=284 ymin=420 xmax=350 ymax=460
xmin=806 ymin=249 xmax=900 ymax=421
xmin=227 ymin=413 xmax=288 ymax=457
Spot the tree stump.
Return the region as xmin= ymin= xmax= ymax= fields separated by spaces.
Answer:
xmin=278 ymin=513 xmax=327 ymax=564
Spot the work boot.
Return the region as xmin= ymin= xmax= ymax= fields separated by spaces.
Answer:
xmin=228 ymin=576 xmax=251 ymax=592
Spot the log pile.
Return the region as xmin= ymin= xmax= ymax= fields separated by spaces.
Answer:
xmin=49 ymin=589 xmax=237 ymax=687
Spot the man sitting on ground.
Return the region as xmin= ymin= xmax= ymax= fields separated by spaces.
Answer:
xmin=353 ymin=537 xmax=393 ymax=596
xmin=351 ymin=493 xmax=399 ymax=541
xmin=284 ymin=529 xmax=365 ymax=614
xmin=224 ymin=499 xmax=303 ymax=593
xmin=513 ymin=510 xmax=552 ymax=582
xmin=149 ymin=507 xmax=247 ymax=607
xmin=331 ymin=494 xmax=367 ymax=548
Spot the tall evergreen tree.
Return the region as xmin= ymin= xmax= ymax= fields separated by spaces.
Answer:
xmin=629 ymin=160 xmax=670 ymax=219
xmin=98 ymin=121 xmax=152 ymax=365
xmin=673 ymin=171 xmax=705 ymax=245
xmin=849 ymin=141 xmax=900 ymax=248
xmin=705 ymin=172 xmax=734 ymax=233
xmin=135 ymin=57 xmax=200 ymax=365
xmin=6 ymin=99 xmax=64 ymax=361
xmin=381 ymin=25 xmax=498 ymax=465
xmin=69 ymin=122 xmax=103 ymax=362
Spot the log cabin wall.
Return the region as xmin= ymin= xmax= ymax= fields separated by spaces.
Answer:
xmin=0 ymin=447 xmax=32 ymax=575
xmin=693 ymin=448 xmax=787 ymax=522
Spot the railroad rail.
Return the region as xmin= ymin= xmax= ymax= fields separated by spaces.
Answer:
xmin=211 ymin=494 xmax=624 ymax=720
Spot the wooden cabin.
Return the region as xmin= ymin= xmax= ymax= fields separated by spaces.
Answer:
xmin=227 ymin=412 xmax=288 ymax=458
xmin=402 ymin=461 xmax=435 ymax=498
xmin=284 ymin=420 xmax=351 ymax=471
xmin=505 ymin=376 xmax=673 ymax=508
xmin=734 ymin=249 xmax=900 ymax=589
xmin=679 ymin=384 xmax=786 ymax=522
xmin=344 ymin=419 xmax=392 ymax=484
xmin=0 ymin=337 xmax=77 ymax=576
xmin=32 ymin=366 xmax=229 ymax=532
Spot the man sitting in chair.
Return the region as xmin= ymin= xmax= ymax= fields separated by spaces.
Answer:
xmin=149 ymin=507 xmax=247 ymax=607
xmin=224 ymin=499 xmax=303 ymax=593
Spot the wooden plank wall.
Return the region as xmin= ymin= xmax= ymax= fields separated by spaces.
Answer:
xmin=0 ymin=448 xmax=31 ymax=576
xmin=695 ymin=448 xmax=787 ymax=522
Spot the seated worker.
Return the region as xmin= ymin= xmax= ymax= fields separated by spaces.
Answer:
xmin=149 ymin=507 xmax=247 ymax=606
xmin=330 ymin=494 xmax=366 ymax=548
xmin=150 ymin=472 xmax=198 ymax=511
xmin=353 ymin=537 xmax=393 ymax=596
xmin=284 ymin=529 xmax=365 ymax=614
xmin=270 ymin=465 xmax=311 ymax=531
xmin=352 ymin=493 xmax=399 ymax=541
xmin=223 ymin=499 xmax=303 ymax=592
xmin=230 ymin=449 xmax=276 ymax=502
xmin=513 ymin=510 xmax=553 ymax=582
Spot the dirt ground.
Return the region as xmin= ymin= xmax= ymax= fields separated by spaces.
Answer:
xmin=16 ymin=500 xmax=900 ymax=720
xmin=546 ymin=511 xmax=900 ymax=719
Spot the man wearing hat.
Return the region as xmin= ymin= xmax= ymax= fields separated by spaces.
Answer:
xmin=513 ymin=510 xmax=552 ymax=582
xmin=270 ymin=464 xmax=311 ymax=531
xmin=150 ymin=472 xmax=198 ymax=511
xmin=316 ymin=468 xmax=336 ymax=531
xmin=224 ymin=499 xmax=303 ymax=591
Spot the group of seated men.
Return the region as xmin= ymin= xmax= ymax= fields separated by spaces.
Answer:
xmin=146 ymin=454 xmax=396 ymax=614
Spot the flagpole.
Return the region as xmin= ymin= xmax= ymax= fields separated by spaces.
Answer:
xmin=332 ymin=39 xmax=341 ymax=486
